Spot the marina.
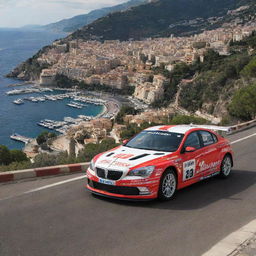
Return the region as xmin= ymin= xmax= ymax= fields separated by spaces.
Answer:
xmin=3 ymin=77 xmax=117 ymax=148
xmin=9 ymin=90 xmax=108 ymax=108
xmin=2 ymin=86 xmax=107 ymax=149
xmin=37 ymin=113 xmax=97 ymax=134
xmin=3 ymin=85 xmax=119 ymax=149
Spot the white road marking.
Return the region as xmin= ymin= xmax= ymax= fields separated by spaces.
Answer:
xmin=0 ymin=175 xmax=87 ymax=201
xmin=231 ymin=132 xmax=256 ymax=145
xmin=24 ymin=175 xmax=87 ymax=194
xmin=202 ymin=219 xmax=256 ymax=256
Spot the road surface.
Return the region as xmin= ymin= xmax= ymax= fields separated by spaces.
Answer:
xmin=0 ymin=127 xmax=256 ymax=256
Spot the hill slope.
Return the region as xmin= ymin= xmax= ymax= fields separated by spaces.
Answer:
xmin=70 ymin=0 xmax=253 ymax=41
xmin=43 ymin=0 xmax=147 ymax=33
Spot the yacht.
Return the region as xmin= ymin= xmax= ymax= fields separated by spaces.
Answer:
xmin=13 ymin=99 xmax=24 ymax=105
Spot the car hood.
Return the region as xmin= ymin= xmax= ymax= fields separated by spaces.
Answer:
xmin=95 ymin=145 xmax=171 ymax=173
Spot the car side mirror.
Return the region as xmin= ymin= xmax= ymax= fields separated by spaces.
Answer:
xmin=185 ymin=146 xmax=196 ymax=153
xmin=123 ymin=139 xmax=128 ymax=145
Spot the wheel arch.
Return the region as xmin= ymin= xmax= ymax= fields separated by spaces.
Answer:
xmin=163 ymin=166 xmax=179 ymax=179
xmin=223 ymin=152 xmax=233 ymax=167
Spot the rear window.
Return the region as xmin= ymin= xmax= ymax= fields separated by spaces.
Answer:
xmin=200 ymin=131 xmax=216 ymax=146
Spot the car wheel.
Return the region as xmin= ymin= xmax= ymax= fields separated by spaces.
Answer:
xmin=158 ymin=169 xmax=177 ymax=201
xmin=220 ymin=155 xmax=232 ymax=178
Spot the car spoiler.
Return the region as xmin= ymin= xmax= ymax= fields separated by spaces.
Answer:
xmin=190 ymin=124 xmax=231 ymax=134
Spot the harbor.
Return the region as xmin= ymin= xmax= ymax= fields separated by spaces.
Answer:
xmin=3 ymin=85 xmax=120 ymax=149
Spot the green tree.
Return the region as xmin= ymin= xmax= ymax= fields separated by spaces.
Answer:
xmin=240 ymin=57 xmax=256 ymax=78
xmin=116 ymin=106 xmax=138 ymax=124
xmin=229 ymin=84 xmax=256 ymax=121
xmin=78 ymin=138 xmax=119 ymax=162
xmin=10 ymin=150 xmax=28 ymax=163
xmin=170 ymin=115 xmax=207 ymax=125
xmin=0 ymin=145 xmax=11 ymax=165
xmin=36 ymin=131 xmax=56 ymax=145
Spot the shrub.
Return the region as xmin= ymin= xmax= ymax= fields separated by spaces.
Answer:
xmin=10 ymin=150 xmax=28 ymax=163
xmin=240 ymin=57 xmax=256 ymax=78
xmin=228 ymin=83 xmax=256 ymax=121
xmin=36 ymin=131 xmax=56 ymax=145
xmin=77 ymin=138 xmax=119 ymax=162
xmin=170 ymin=115 xmax=207 ymax=125
xmin=116 ymin=106 xmax=138 ymax=124
xmin=0 ymin=145 xmax=12 ymax=165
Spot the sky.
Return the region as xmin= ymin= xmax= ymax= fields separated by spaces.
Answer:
xmin=0 ymin=0 xmax=127 ymax=28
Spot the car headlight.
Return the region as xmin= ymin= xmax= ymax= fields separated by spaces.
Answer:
xmin=127 ymin=166 xmax=155 ymax=177
xmin=89 ymin=160 xmax=96 ymax=172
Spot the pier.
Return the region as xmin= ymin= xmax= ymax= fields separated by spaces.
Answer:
xmin=10 ymin=134 xmax=33 ymax=144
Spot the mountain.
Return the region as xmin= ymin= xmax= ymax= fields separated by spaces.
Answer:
xmin=70 ymin=0 xmax=254 ymax=41
xmin=20 ymin=25 xmax=43 ymax=30
xmin=42 ymin=0 xmax=147 ymax=33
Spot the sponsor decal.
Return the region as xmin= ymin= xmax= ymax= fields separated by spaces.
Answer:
xmin=97 ymin=159 xmax=131 ymax=168
xmin=114 ymin=154 xmax=134 ymax=159
xmin=147 ymin=131 xmax=174 ymax=136
xmin=112 ymin=161 xmax=131 ymax=168
xmin=155 ymin=168 xmax=164 ymax=176
xmin=200 ymin=171 xmax=220 ymax=180
xmin=98 ymin=159 xmax=112 ymax=165
xmin=183 ymin=159 xmax=196 ymax=181
xmin=166 ymin=156 xmax=178 ymax=161
xmin=198 ymin=160 xmax=221 ymax=173
xmin=221 ymin=147 xmax=229 ymax=153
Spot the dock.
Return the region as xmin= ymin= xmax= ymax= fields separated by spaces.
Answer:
xmin=10 ymin=134 xmax=33 ymax=144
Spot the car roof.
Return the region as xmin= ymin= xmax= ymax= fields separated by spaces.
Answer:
xmin=145 ymin=124 xmax=230 ymax=134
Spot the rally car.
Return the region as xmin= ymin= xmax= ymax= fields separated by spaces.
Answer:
xmin=86 ymin=125 xmax=233 ymax=200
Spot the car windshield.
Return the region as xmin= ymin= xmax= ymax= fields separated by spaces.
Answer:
xmin=125 ymin=130 xmax=184 ymax=152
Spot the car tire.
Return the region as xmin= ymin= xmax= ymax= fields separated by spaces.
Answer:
xmin=158 ymin=169 xmax=177 ymax=201
xmin=219 ymin=155 xmax=232 ymax=178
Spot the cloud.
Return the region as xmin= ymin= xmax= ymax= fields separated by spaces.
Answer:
xmin=0 ymin=0 xmax=127 ymax=27
xmin=0 ymin=0 xmax=126 ymax=9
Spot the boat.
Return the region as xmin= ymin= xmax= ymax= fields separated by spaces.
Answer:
xmin=67 ymin=103 xmax=82 ymax=109
xmin=13 ymin=99 xmax=24 ymax=105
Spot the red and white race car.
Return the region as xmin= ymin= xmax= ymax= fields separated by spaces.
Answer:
xmin=86 ymin=125 xmax=233 ymax=200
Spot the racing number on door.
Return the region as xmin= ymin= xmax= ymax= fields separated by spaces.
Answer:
xmin=183 ymin=159 xmax=196 ymax=181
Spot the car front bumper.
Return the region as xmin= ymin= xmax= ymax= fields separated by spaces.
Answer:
xmin=86 ymin=168 xmax=159 ymax=200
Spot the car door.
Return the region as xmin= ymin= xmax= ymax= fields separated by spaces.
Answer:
xmin=180 ymin=131 xmax=205 ymax=184
xmin=197 ymin=130 xmax=221 ymax=178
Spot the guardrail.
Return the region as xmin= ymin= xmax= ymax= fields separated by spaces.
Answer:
xmin=229 ymin=118 xmax=256 ymax=134
xmin=0 ymin=163 xmax=89 ymax=183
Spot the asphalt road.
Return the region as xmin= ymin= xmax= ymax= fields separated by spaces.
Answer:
xmin=0 ymin=127 xmax=256 ymax=256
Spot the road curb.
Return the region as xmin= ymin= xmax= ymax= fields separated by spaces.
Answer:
xmin=0 ymin=163 xmax=89 ymax=184
xmin=202 ymin=219 xmax=256 ymax=256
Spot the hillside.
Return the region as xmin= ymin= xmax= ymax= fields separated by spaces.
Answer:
xmin=70 ymin=0 xmax=254 ymax=41
xmin=42 ymin=0 xmax=147 ymax=33
xmin=152 ymin=33 xmax=256 ymax=122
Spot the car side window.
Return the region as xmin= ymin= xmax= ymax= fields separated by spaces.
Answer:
xmin=200 ymin=131 xmax=215 ymax=146
xmin=184 ymin=132 xmax=201 ymax=149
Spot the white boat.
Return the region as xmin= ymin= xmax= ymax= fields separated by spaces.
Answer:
xmin=13 ymin=99 xmax=24 ymax=105
xmin=67 ymin=103 xmax=82 ymax=109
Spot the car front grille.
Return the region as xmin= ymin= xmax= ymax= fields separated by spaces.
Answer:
xmin=88 ymin=180 xmax=140 ymax=196
xmin=96 ymin=167 xmax=123 ymax=181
